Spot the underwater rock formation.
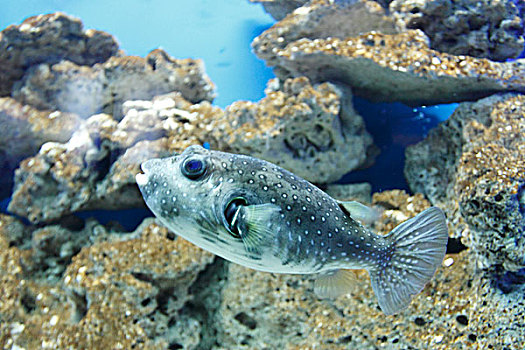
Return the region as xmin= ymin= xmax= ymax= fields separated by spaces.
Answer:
xmin=405 ymin=93 xmax=525 ymax=271
xmin=249 ymin=0 xmax=310 ymax=20
xmin=211 ymin=77 xmax=374 ymax=184
xmin=252 ymin=0 xmax=525 ymax=61
xmin=252 ymin=0 xmax=525 ymax=105
xmin=5 ymin=192 xmax=522 ymax=349
xmin=390 ymin=0 xmax=525 ymax=61
xmin=0 ymin=215 xmax=215 ymax=349
xmin=1 ymin=4 xmax=524 ymax=348
xmin=12 ymin=49 xmax=216 ymax=120
xmin=215 ymin=191 xmax=523 ymax=349
xmin=0 ymin=12 xmax=119 ymax=96
xmin=8 ymin=77 xmax=373 ymax=223
xmin=0 ymin=97 xmax=82 ymax=198
xmin=6 ymin=107 xmax=183 ymax=223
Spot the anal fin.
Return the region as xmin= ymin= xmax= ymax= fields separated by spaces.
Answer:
xmin=314 ymin=269 xmax=357 ymax=299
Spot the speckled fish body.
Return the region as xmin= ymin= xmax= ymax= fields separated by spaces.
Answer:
xmin=136 ymin=145 xmax=448 ymax=315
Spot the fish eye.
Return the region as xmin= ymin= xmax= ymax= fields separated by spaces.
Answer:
xmin=224 ymin=197 xmax=247 ymax=238
xmin=181 ymin=158 xmax=206 ymax=180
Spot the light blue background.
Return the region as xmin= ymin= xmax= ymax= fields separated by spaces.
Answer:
xmin=1 ymin=0 xmax=276 ymax=107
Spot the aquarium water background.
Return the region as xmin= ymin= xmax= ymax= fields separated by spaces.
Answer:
xmin=0 ymin=0 xmax=456 ymax=222
xmin=2 ymin=1 xmax=522 ymax=348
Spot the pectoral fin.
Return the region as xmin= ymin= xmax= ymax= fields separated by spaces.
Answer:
xmin=236 ymin=204 xmax=281 ymax=254
xmin=337 ymin=200 xmax=382 ymax=225
xmin=314 ymin=269 xmax=357 ymax=299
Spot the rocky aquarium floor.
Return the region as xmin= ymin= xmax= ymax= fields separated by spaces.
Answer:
xmin=1 ymin=1 xmax=524 ymax=349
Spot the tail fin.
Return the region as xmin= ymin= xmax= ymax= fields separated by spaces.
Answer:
xmin=369 ymin=207 xmax=448 ymax=315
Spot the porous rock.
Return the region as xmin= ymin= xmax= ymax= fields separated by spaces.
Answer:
xmin=405 ymin=93 xmax=525 ymax=271
xmin=253 ymin=0 xmax=525 ymax=105
xmin=390 ymin=0 xmax=525 ymax=61
xmin=0 ymin=97 xmax=82 ymax=198
xmin=2 ymin=191 xmax=523 ymax=348
xmin=211 ymin=77 xmax=374 ymax=184
xmin=9 ymin=78 xmax=374 ymax=223
xmin=0 ymin=12 xmax=119 ymax=96
xmin=253 ymin=0 xmax=398 ymax=68
xmin=215 ymin=191 xmax=523 ymax=349
xmin=249 ymin=0 xmax=311 ymax=20
xmin=12 ymin=49 xmax=216 ymax=120
xmin=0 ymin=214 xmax=216 ymax=349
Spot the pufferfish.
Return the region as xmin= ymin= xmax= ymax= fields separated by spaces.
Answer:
xmin=136 ymin=145 xmax=448 ymax=315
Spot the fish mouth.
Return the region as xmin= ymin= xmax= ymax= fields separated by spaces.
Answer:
xmin=136 ymin=172 xmax=149 ymax=187
xmin=135 ymin=162 xmax=150 ymax=187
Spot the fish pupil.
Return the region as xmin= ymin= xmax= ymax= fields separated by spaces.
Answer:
xmin=225 ymin=197 xmax=247 ymax=238
xmin=182 ymin=158 xmax=205 ymax=179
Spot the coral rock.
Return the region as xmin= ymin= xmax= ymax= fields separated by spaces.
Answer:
xmin=405 ymin=93 xmax=525 ymax=270
xmin=253 ymin=0 xmax=525 ymax=105
xmin=215 ymin=191 xmax=523 ymax=349
xmin=249 ymin=0 xmax=311 ymax=20
xmin=390 ymin=0 xmax=525 ymax=61
xmin=9 ymin=78 xmax=374 ymax=223
xmin=0 ymin=214 xmax=215 ymax=349
xmin=211 ymin=77 xmax=374 ymax=184
xmin=0 ymin=12 xmax=119 ymax=96
xmin=253 ymin=0 xmax=397 ymax=68
xmin=0 ymin=97 xmax=82 ymax=197
xmin=12 ymin=49 xmax=216 ymax=120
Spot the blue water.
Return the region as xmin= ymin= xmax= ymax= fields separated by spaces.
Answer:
xmin=343 ymin=99 xmax=457 ymax=192
xmin=1 ymin=0 xmax=275 ymax=107
xmin=1 ymin=0 xmax=457 ymax=225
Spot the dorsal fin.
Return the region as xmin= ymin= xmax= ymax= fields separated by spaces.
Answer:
xmin=337 ymin=200 xmax=382 ymax=225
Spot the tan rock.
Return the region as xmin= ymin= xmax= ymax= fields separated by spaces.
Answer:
xmin=215 ymin=191 xmax=523 ymax=349
xmin=252 ymin=0 xmax=525 ymax=105
xmin=0 ymin=215 xmax=215 ymax=349
xmin=0 ymin=97 xmax=82 ymax=197
xmin=390 ymin=0 xmax=525 ymax=61
xmin=250 ymin=0 xmax=313 ymax=20
xmin=405 ymin=94 xmax=525 ymax=270
xmin=12 ymin=49 xmax=216 ymax=120
xmin=211 ymin=77 xmax=374 ymax=184
xmin=0 ymin=12 xmax=119 ymax=96
xmin=9 ymin=78 xmax=373 ymax=223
